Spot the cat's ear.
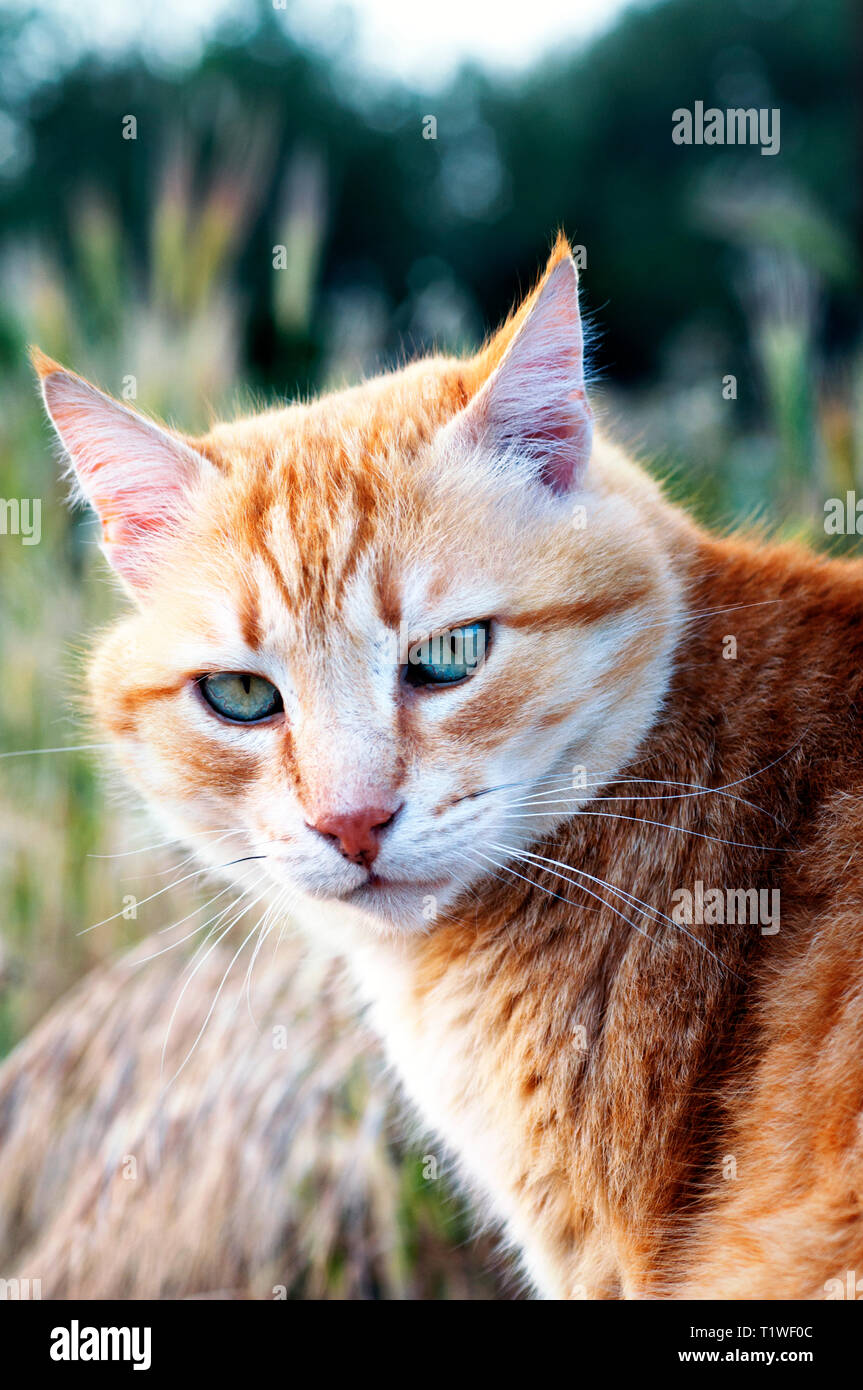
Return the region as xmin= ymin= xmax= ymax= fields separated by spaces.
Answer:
xmin=31 ymin=349 xmax=213 ymax=590
xmin=444 ymin=240 xmax=592 ymax=495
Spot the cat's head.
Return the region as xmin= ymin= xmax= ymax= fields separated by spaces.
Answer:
xmin=35 ymin=237 xmax=681 ymax=934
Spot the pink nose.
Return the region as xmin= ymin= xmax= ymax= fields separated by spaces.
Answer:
xmin=306 ymin=804 xmax=402 ymax=867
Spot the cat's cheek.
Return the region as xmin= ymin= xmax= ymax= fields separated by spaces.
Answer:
xmin=96 ymin=686 xmax=275 ymax=843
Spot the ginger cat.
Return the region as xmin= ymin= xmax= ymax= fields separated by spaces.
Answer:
xmin=34 ymin=236 xmax=863 ymax=1300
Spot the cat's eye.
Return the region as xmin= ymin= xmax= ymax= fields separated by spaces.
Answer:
xmin=198 ymin=672 xmax=283 ymax=723
xmin=404 ymin=620 xmax=491 ymax=689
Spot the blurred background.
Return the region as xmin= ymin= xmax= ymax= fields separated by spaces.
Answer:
xmin=0 ymin=0 xmax=860 ymax=1296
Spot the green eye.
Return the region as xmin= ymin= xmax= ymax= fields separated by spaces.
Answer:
xmin=405 ymin=621 xmax=490 ymax=689
xmin=198 ymin=672 xmax=283 ymax=723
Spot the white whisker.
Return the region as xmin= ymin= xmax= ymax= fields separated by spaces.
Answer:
xmin=130 ymin=878 xmax=259 ymax=964
xmin=88 ymin=828 xmax=250 ymax=861
xmin=500 ymin=779 xmax=784 ymax=827
xmin=472 ymin=845 xmax=655 ymax=942
xmin=500 ymin=806 xmax=788 ymax=852
xmin=0 ymin=743 xmax=113 ymax=759
xmin=162 ymin=909 xmax=270 ymax=1089
xmin=491 ymin=841 xmax=739 ymax=979
xmin=158 ymin=877 xmax=272 ymax=1078
xmin=77 ymin=853 xmax=268 ymax=936
xmin=242 ymin=885 xmax=295 ymax=1029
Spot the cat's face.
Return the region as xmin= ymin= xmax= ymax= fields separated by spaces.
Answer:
xmin=36 ymin=240 xmax=681 ymax=934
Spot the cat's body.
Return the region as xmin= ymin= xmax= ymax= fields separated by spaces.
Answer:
xmin=30 ymin=237 xmax=863 ymax=1298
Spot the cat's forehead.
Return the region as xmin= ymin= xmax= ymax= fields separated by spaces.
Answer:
xmin=219 ymin=466 xmax=500 ymax=652
xmin=190 ymin=358 xmax=499 ymax=629
xmin=200 ymin=355 xmax=473 ymax=471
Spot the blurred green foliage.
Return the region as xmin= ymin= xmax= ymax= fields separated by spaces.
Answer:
xmin=1 ymin=0 xmax=859 ymax=387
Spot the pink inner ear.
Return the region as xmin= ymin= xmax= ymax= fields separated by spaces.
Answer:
xmin=41 ymin=369 xmax=208 ymax=587
xmin=459 ymin=255 xmax=593 ymax=496
xmin=528 ymin=402 xmax=594 ymax=495
xmin=98 ymin=512 xmax=177 ymax=586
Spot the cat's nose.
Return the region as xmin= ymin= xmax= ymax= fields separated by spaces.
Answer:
xmin=306 ymin=803 xmax=403 ymax=867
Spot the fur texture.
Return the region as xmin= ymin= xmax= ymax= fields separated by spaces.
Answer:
xmin=29 ymin=235 xmax=863 ymax=1298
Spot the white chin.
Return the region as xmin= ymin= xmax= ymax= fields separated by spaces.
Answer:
xmin=342 ymin=876 xmax=455 ymax=931
xmin=266 ymin=861 xmax=460 ymax=934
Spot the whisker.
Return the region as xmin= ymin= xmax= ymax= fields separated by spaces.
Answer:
xmin=500 ymin=807 xmax=790 ymax=852
xmin=130 ymin=878 xmax=260 ymax=965
xmin=461 ymin=846 xmax=617 ymax=928
xmin=500 ymin=779 xmax=784 ymax=827
xmin=474 ymin=726 xmax=808 ymax=819
xmin=144 ymin=830 xmax=253 ymax=879
xmin=0 ymin=743 xmax=113 ymax=760
xmin=643 ymin=598 xmax=786 ymax=631
xmin=179 ymin=875 xmax=268 ymax=977
xmin=500 ymin=845 xmax=672 ymax=930
xmin=158 ymin=877 xmax=272 ymax=1077
xmin=242 ymin=886 xmax=294 ymax=1029
xmin=711 ymin=727 xmax=811 ymax=791
xmin=443 ymin=855 xmax=500 ymax=935
xmin=162 ymin=910 xmax=269 ymax=1089
xmin=158 ymin=923 xmax=237 ymax=1076
xmin=492 ymin=842 xmax=740 ymax=980
xmin=473 ymin=845 xmax=657 ymax=943
xmin=139 ymin=883 xmax=239 ymax=950
xmin=166 ymin=879 xmax=264 ymax=976
xmin=445 ymin=862 xmax=486 ymax=916
xmin=88 ymin=828 xmax=250 ymax=860
xmin=450 ymin=850 xmax=530 ymax=949
xmin=452 ymin=767 xmax=625 ymax=805
xmin=77 ymin=854 xmax=268 ymax=936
